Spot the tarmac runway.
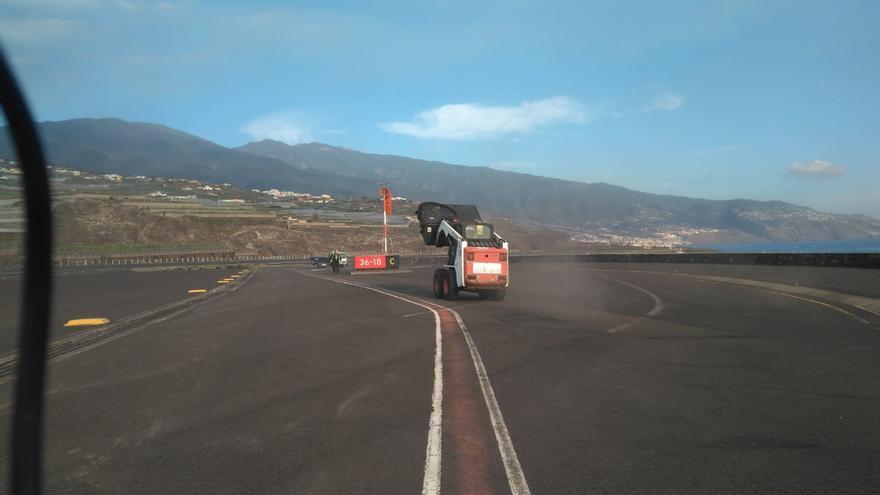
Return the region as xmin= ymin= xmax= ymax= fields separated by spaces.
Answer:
xmin=1 ymin=262 xmax=879 ymax=493
xmin=0 ymin=266 xmax=241 ymax=353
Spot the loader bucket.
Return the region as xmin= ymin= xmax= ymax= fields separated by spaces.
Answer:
xmin=415 ymin=202 xmax=483 ymax=246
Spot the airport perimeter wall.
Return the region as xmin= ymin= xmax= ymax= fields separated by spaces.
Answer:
xmin=32 ymin=251 xmax=880 ymax=269
xmin=399 ymin=253 xmax=880 ymax=269
xmin=507 ymin=252 xmax=880 ymax=269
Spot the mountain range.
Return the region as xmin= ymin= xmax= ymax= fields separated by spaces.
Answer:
xmin=2 ymin=118 xmax=878 ymax=242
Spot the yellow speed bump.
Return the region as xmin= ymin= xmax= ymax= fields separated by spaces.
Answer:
xmin=188 ymin=289 xmax=208 ymax=294
xmin=221 ymin=278 xmax=234 ymax=282
xmin=217 ymin=280 xmax=230 ymax=284
xmin=63 ymin=318 xmax=110 ymax=327
xmin=230 ymin=275 xmax=240 ymax=279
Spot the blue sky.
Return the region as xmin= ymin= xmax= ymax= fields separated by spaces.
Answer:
xmin=1 ymin=0 xmax=878 ymax=217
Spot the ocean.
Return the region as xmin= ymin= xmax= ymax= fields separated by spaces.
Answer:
xmin=687 ymin=238 xmax=880 ymax=253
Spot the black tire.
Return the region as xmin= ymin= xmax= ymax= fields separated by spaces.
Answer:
xmin=432 ymin=269 xmax=445 ymax=299
xmin=444 ymin=269 xmax=459 ymax=300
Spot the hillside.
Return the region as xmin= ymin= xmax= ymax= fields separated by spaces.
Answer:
xmin=48 ymin=197 xmax=592 ymax=257
xmin=2 ymin=118 xmax=879 ymax=242
xmin=240 ymin=140 xmax=880 ymax=242
xmin=0 ymin=118 xmax=363 ymax=196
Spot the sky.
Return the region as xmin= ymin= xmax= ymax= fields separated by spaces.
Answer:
xmin=1 ymin=0 xmax=878 ymax=217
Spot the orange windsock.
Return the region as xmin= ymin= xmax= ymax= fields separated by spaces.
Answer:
xmin=380 ymin=185 xmax=392 ymax=215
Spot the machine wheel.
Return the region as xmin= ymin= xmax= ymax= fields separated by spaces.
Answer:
xmin=444 ymin=269 xmax=459 ymax=300
xmin=432 ymin=269 xmax=445 ymax=299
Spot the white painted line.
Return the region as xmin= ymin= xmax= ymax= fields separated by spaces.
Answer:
xmin=595 ymin=276 xmax=664 ymax=333
xmin=581 ymin=267 xmax=879 ymax=331
xmin=326 ymin=278 xmax=443 ymax=495
xmin=351 ymin=269 xmax=413 ymax=276
xmin=309 ymin=271 xmax=531 ymax=494
xmin=424 ymin=317 xmax=443 ymax=495
xmin=448 ymin=309 xmax=532 ymax=495
xmin=601 ymin=276 xmax=664 ymax=316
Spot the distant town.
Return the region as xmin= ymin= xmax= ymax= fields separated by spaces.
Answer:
xmin=2 ymin=160 xmax=708 ymax=251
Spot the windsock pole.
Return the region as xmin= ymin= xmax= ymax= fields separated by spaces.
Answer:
xmin=380 ymin=183 xmax=389 ymax=254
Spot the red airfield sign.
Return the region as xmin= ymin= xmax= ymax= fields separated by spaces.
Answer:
xmin=354 ymin=254 xmax=400 ymax=270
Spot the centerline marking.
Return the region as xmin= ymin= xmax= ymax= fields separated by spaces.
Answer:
xmin=448 ymin=309 xmax=532 ymax=495
xmin=594 ymin=275 xmax=665 ymax=333
xmin=322 ymin=277 xmax=443 ymax=495
xmin=517 ymin=269 xmax=664 ymax=335
xmin=309 ymin=272 xmax=530 ymax=495
xmin=579 ymin=267 xmax=878 ymax=331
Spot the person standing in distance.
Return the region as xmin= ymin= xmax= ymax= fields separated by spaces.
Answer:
xmin=329 ymin=249 xmax=341 ymax=274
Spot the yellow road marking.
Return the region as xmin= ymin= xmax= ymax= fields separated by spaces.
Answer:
xmin=63 ymin=318 xmax=110 ymax=327
xmin=217 ymin=280 xmax=229 ymax=284
xmin=230 ymin=275 xmax=240 ymax=278
xmin=188 ymin=289 xmax=208 ymax=294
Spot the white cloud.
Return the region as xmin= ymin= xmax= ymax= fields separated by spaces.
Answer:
xmin=644 ymin=91 xmax=685 ymax=112
xmin=241 ymin=113 xmax=312 ymax=145
xmin=788 ymin=160 xmax=847 ymax=179
xmin=380 ymin=96 xmax=589 ymax=140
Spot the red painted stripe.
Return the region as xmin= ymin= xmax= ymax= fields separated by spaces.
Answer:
xmin=439 ymin=309 xmax=498 ymax=495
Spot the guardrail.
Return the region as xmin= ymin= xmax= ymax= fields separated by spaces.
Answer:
xmin=509 ymin=252 xmax=880 ymax=269
xmin=53 ymin=254 xmax=305 ymax=266
xmin=396 ymin=252 xmax=880 ymax=269
xmin=50 ymin=250 xmax=443 ymax=267
xmin=45 ymin=251 xmax=880 ymax=269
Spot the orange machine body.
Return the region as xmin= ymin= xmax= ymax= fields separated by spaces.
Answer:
xmin=463 ymin=246 xmax=509 ymax=288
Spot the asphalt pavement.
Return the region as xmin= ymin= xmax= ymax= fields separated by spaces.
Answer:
xmin=0 ymin=267 xmax=241 ymax=353
xmin=560 ymin=261 xmax=880 ymax=298
xmin=1 ymin=262 xmax=879 ymax=494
